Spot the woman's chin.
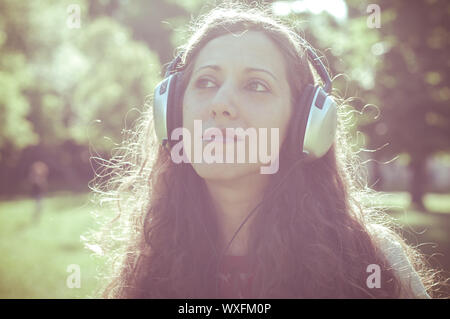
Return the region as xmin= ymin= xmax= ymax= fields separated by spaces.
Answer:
xmin=190 ymin=162 xmax=261 ymax=181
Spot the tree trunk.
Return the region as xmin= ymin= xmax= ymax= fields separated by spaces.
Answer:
xmin=409 ymin=156 xmax=428 ymax=211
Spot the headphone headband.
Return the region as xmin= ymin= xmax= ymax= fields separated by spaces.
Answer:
xmin=164 ymin=52 xmax=184 ymax=78
xmin=305 ymin=47 xmax=332 ymax=94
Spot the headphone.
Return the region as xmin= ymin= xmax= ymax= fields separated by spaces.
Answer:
xmin=153 ymin=46 xmax=337 ymax=161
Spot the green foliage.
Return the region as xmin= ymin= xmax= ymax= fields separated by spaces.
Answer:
xmin=0 ymin=53 xmax=37 ymax=150
xmin=358 ymin=0 xmax=450 ymax=159
xmin=66 ymin=17 xmax=161 ymax=149
xmin=0 ymin=0 xmax=161 ymax=153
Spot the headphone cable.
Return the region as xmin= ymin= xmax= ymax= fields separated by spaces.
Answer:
xmin=214 ymin=155 xmax=306 ymax=297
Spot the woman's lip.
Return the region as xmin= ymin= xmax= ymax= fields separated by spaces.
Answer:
xmin=203 ymin=135 xmax=243 ymax=143
xmin=202 ymin=128 xmax=244 ymax=143
xmin=202 ymin=136 xmax=243 ymax=143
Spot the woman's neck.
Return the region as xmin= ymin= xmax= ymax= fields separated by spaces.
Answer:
xmin=205 ymin=173 xmax=270 ymax=256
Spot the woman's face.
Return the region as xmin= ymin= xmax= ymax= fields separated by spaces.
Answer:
xmin=182 ymin=30 xmax=292 ymax=181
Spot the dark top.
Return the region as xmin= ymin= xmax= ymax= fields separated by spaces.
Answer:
xmin=217 ymin=255 xmax=253 ymax=298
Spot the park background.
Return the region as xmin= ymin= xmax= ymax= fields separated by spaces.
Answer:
xmin=0 ymin=0 xmax=449 ymax=298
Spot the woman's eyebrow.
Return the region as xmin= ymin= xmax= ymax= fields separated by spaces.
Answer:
xmin=193 ymin=64 xmax=278 ymax=81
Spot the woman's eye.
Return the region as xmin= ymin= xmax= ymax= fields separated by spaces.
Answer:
xmin=195 ymin=78 xmax=270 ymax=93
xmin=247 ymin=80 xmax=269 ymax=93
xmin=196 ymin=78 xmax=216 ymax=89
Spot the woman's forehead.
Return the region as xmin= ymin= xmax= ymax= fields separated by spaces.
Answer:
xmin=192 ymin=30 xmax=287 ymax=77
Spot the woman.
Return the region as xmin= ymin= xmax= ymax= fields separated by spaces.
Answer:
xmin=91 ymin=3 xmax=439 ymax=298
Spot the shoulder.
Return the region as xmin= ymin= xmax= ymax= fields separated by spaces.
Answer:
xmin=368 ymin=224 xmax=431 ymax=299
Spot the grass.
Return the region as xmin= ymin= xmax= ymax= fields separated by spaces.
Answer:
xmin=0 ymin=192 xmax=106 ymax=298
xmin=0 ymin=191 xmax=448 ymax=298
xmin=372 ymin=192 xmax=450 ymax=241
xmin=366 ymin=192 xmax=450 ymax=297
xmin=373 ymin=191 xmax=450 ymax=214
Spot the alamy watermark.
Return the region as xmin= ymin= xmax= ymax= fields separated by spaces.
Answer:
xmin=366 ymin=264 xmax=381 ymax=289
xmin=66 ymin=264 xmax=81 ymax=288
xmin=67 ymin=4 xmax=81 ymax=29
xmin=367 ymin=4 xmax=381 ymax=29
xmin=170 ymin=120 xmax=280 ymax=174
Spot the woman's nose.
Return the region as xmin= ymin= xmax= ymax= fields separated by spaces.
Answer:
xmin=209 ymin=82 xmax=238 ymax=120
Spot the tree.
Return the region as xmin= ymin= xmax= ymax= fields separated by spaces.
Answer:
xmin=0 ymin=0 xmax=162 ymax=195
xmin=358 ymin=0 xmax=450 ymax=209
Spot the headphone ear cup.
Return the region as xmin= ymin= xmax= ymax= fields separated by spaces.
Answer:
xmin=303 ymin=86 xmax=338 ymax=160
xmin=289 ymin=84 xmax=315 ymax=157
xmin=166 ymin=71 xmax=184 ymax=148
xmin=153 ymin=74 xmax=175 ymax=145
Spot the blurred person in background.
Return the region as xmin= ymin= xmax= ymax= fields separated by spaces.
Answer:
xmin=29 ymin=161 xmax=49 ymax=223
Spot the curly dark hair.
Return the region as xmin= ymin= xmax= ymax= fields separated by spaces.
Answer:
xmin=87 ymin=2 xmax=441 ymax=298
